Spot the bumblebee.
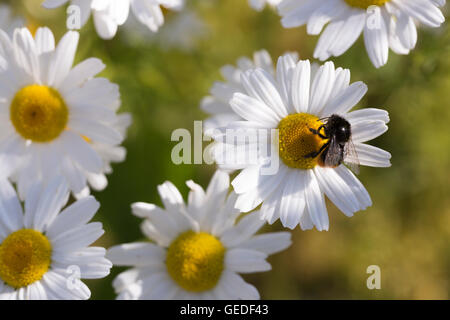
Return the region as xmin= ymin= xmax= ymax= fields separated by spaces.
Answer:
xmin=305 ymin=114 xmax=359 ymax=173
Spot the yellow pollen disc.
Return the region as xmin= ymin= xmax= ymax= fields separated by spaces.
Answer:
xmin=166 ymin=231 xmax=225 ymax=292
xmin=278 ymin=113 xmax=329 ymax=170
xmin=10 ymin=85 xmax=69 ymax=142
xmin=344 ymin=0 xmax=390 ymax=9
xmin=0 ymin=229 xmax=52 ymax=289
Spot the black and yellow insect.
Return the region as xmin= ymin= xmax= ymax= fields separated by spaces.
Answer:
xmin=305 ymin=114 xmax=360 ymax=173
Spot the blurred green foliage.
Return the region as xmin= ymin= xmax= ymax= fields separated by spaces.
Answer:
xmin=5 ymin=0 xmax=449 ymax=299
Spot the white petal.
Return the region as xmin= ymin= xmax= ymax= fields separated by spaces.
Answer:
xmin=51 ymin=222 xmax=104 ymax=252
xmin=141 ymin=273 xmax=179 ymax=300
xmin=0 ymin=179 xmax=23 ymax=236
xmin=309 ymin=61 xmax=335 ymax=115
xmin=60 ymin=131 xmax=103 ymax=173
xmin=276 ymin=54 xmax=297 ymax=112
xmin=349 ymin=143 xmax=392 ymax=168
xmin=230 ymin=92 xmax=280 ymax=128
xmin=34 ymin=27 xmax=55 ymax=54
xmin=220 ymin=212 xmax=265 ymax=247
xmin=48 ymin=31 xmax=79 ymax=86
xmin=393 ymin=0 xmax=444 ymax=27
xmin=186 ymin=180 xmax=206 ymax=221
xmin=314 ymin=166 xmax=361 ymax=217
xmin=363 ymin=10 xmax=389 ymax=68
xmin=351 ymin=120 xmax=388 ymax=143
xmin=346 ymin=108 xmax=389 ymax=124
xmin=219 ymin=271 xmax=260 ymax=300
xmin=225 ymin=248 xmax=271 ymax=273
xmin=131 ymin=202 xmax=181 ymax=241
xmin=157 ymin=181 xmax=185 ymax=213
xmin=42 ymin=0 xmax=69 ymax=8
xmin=239 ymin=231 xmax=292 ymax=255
xmin=107 ymin=242 xmax=165 ymax=267
xmin=304 ymin=170 xmax=329 ymax=231
xmin=335 ymin=165 xmax=372 ymax=209
xmin=61 ymin=156 xmax=87 ymax=193
xmin=234 ymin=164 xmax=288 ymax=212
xmin=322 ymin=81 xmax=367 ymax=116
xmin=93 ymin=10 xmax=119 ymax=40
xmin=68 ymin=118 xmax=123 ymax=145
xmin=52 ymin=247 xmax=111 ymax=279
xmin=46 ymin=196 xmax=99 ymax=239
xmin=291 ymin=60 xmax=311 ymax=113
xmin=279 ymin=170 xmax=307 ymax=229
xmin=42 ymin=270 xmax=91 ymax=300
xmin=30 ymin=177 xmax=69 ymax=231
xmin=131 ymin=1 xmax=164 ymax=32
xmin=59 ymin=58 xmax=105 ymax=94
xmin=112 ymin=266 xmax=162 ymax=293
xmin=242 ymin=68 xmax=288 ymax=118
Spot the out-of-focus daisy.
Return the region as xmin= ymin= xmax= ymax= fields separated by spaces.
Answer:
xmin=150 ymin=10 xmax=208 ymax=51
xmin=107 ymin=171 xmax=291 ymax=299
xmin=212 ymin=55 xmax=391 ymax=231
xmin=0 ymin=178 xmax=111 ymax=300
xmin=0 ymin=27 xmax=127 ymax=199
xmin=0 ymin=4 xmax=24 ymax=35
xmin=278 ymin=0 xmax=446 ymax=68
xmin=202 ymin=50 xmax=297 ymax=134
xmin=42 ymin=0 xmax=185 ymax=39
xmin=124 ymin=10 xmax=208 ymax=52
xmin=249 ymin=0 xmax=282 ymax=11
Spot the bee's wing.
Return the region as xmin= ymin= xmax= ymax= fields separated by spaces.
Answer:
xmin=343 ymin=138 xmax=360 ymax=174
xmin=323 ymin=137 xmax=343 ymax=167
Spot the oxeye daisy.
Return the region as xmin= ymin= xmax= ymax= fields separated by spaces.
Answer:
xmin=278 ymin=0 xmax=446 ymax=68
xmin=0 ymin=4 xmax=24 ymax=35
xmin=249 ymin=0 xmax=282 ymax=11
xmin=42 ymin=0 xmax=185 ymax=39
xmin=107 ymin=170 xmax=291 ymax=299
xmin=202 ymin=50 xmax=298 ymax=133
xmin=0 ymin=178 xmax=111 ymax=300
xmin=0 ymin=27 xmax=127 ymax=199
xmin=212 ymin=55 xmax=391 ymax=231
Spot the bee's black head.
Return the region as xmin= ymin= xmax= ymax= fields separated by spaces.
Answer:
xmin=326 ymin=114 xmax=351 ymax=143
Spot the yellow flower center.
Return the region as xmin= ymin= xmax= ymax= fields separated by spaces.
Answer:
xmin=166 ymin=231 xmax=225 ymax=292
xmin=0 ymin=229 xmax=52 ymax=289
xmin=344 ymin=0 xmax=390 ymax=9
xmin=10 ymin=85 xmax=69 ymax=142
xmin=278 ymin=113 xmax=328 ymax=169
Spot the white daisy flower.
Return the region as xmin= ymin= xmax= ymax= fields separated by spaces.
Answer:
xmin=42 ymin=0 xmax=185 ymax=39
xmin=107 ymin=170 xmax=292 ymax=299
xmin=0 ymin=4 xmax=24 ymax=35
xmin=0 ymin=177 xmax=111 ymax=300
xmin=0 ymin=27 xmax=127 ymax=199
xmin=249 ymin=0 xmax=282 ymax=11
xmin=278 ymin=0 xmax=446 ymax=68
xmin=212 ymin=55 xmax=391 ymax=231
xmin=202 ymin=50 xmax=299 ymax=134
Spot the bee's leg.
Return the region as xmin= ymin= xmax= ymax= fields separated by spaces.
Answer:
xmin=304 ymin=141 xmax=330 ymax=159
xmin=309 ymin=125 xmax=327 ymax=139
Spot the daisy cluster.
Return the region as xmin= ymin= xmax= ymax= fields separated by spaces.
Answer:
xmin=0 ymin=0 xmax=445 ymax=300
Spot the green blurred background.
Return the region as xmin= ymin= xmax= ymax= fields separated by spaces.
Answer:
xmin=5 ymin=0 xmax=449 ymax=299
